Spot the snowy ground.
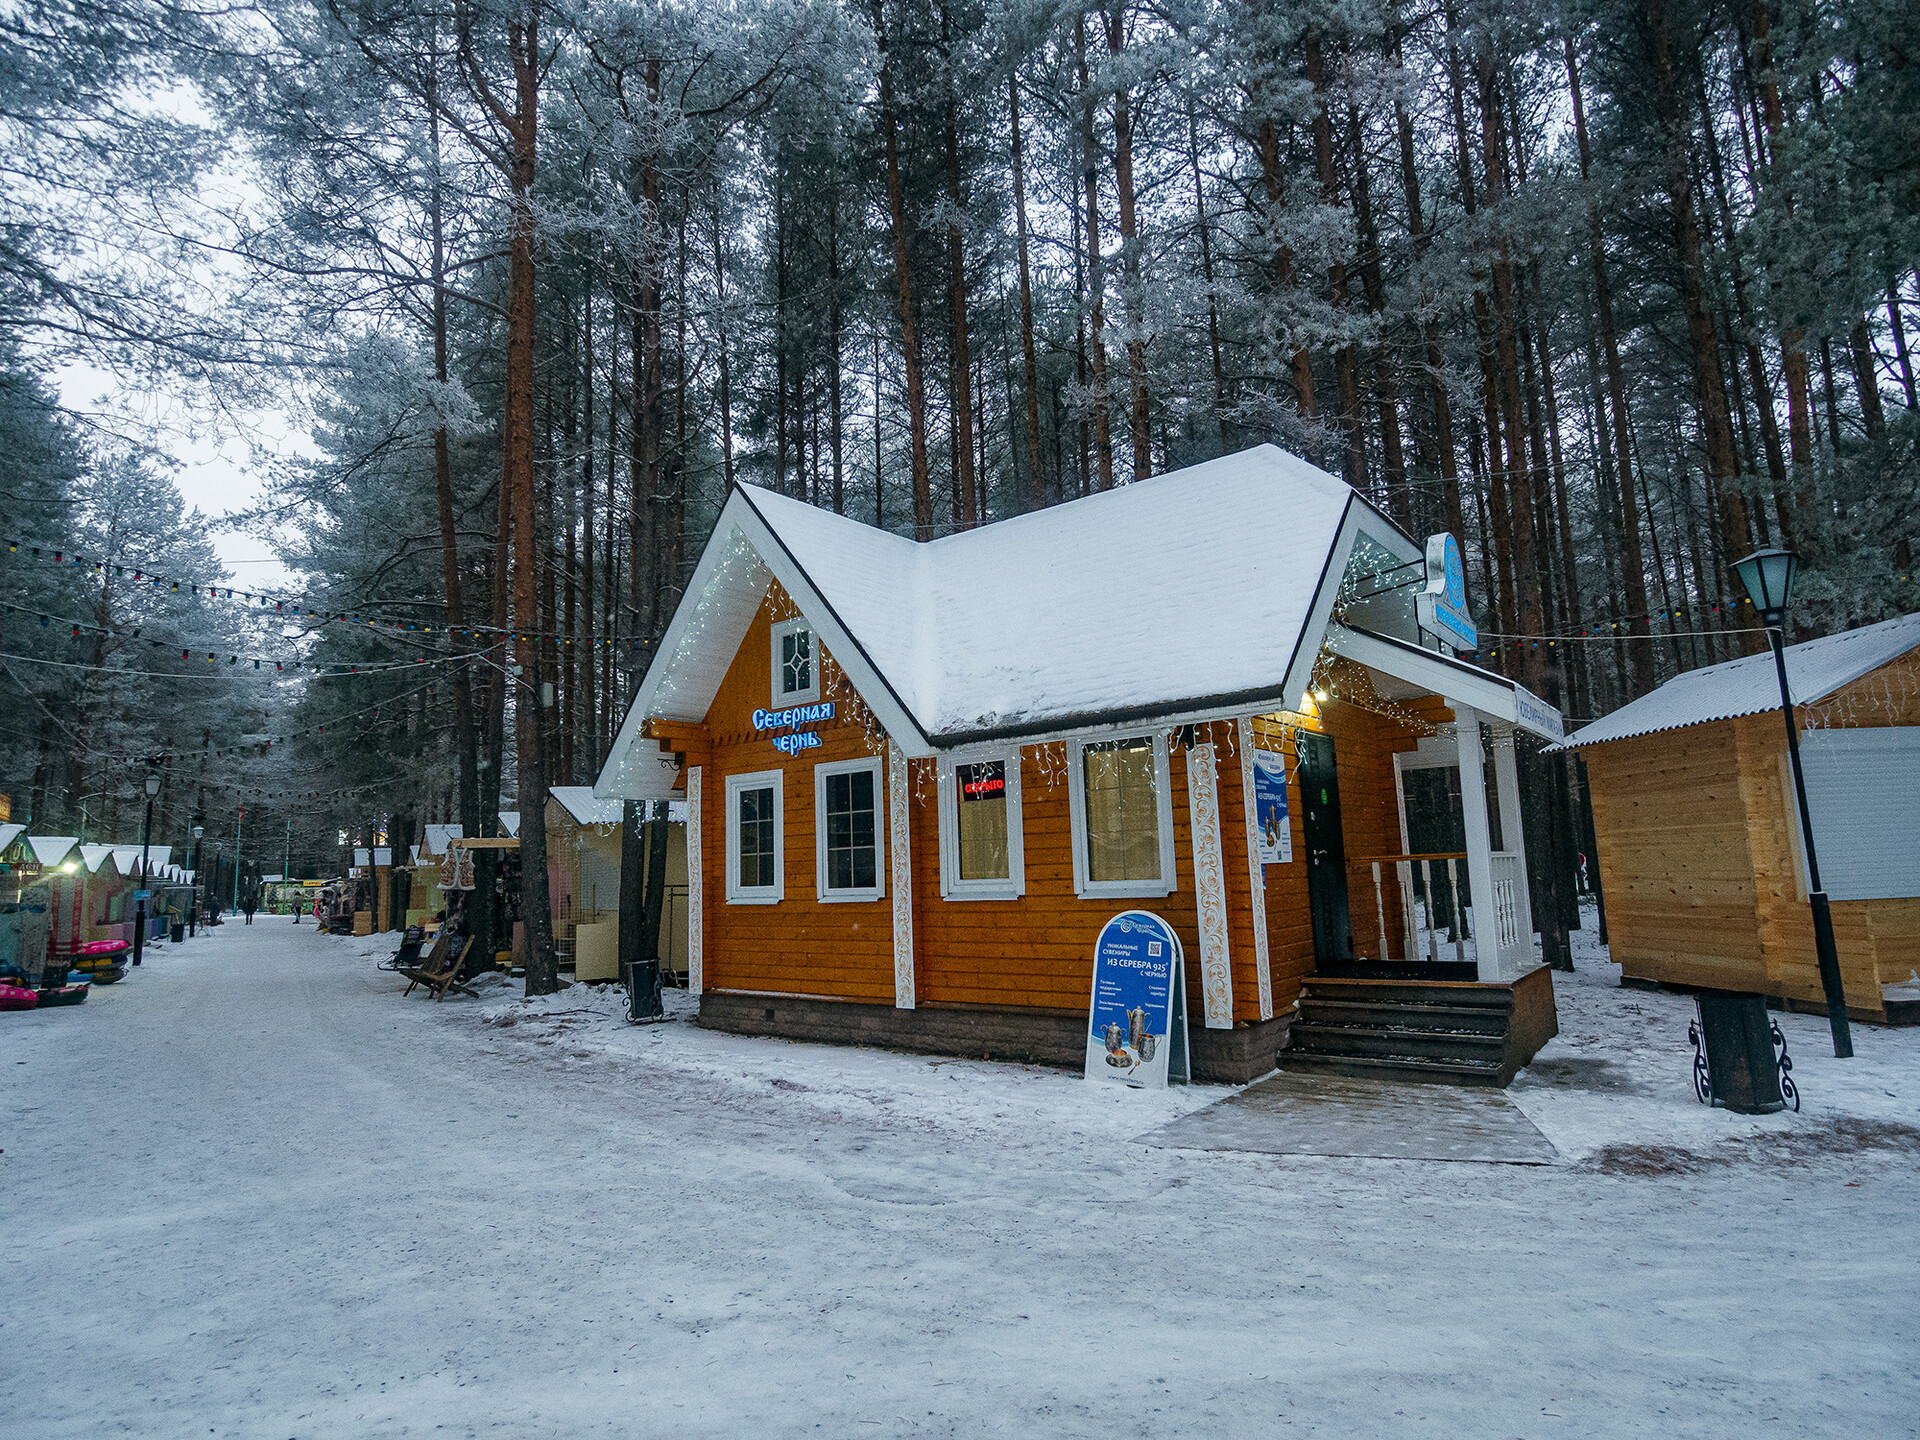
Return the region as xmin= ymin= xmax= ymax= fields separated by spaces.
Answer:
xmin=4 ymin=911 xmax=1917 ymax=1438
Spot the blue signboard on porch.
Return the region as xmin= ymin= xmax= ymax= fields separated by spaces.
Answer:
xmin=1084 ymin=911 xmax=1189 ymax=1088
xmin=1417 ymin=532 xmax=1478 ymax=652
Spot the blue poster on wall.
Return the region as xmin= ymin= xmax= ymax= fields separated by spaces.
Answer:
xmin=1084 ymin=910 xmax=1189 ymax=1088
xmin=1253 ymin=747 xmax=1292 ymax=864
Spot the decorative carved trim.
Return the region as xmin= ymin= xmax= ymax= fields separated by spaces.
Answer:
xmin=1185 ymin=742 xmax=1234 ymax=1029
xmin=686 ymin=766 xmax=703 ymax=996
xmin=888 ymin=743 xmax=915 ymax=1010
xmin=1236 ymin=716 xmax=1274 ymax=1019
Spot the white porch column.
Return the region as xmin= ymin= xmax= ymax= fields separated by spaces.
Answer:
xmin=888 ymin=742 xmax=916 ymax=1010
xmin=685 ymin=766 xmax=703 ymax=996
xmin=1451 ymin=707 xmax=1499 ymax=983
xmin=1489 ymin=724 xmax=1534 ymax=941
xmin=1184 ymin=741 xmax=1234 ymax=1030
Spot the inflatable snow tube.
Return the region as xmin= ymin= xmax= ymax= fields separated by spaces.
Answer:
xmin=0 ymin=984 xmax=39 ymax=1011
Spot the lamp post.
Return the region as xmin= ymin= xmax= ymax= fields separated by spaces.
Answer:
xmin=131 ymin=771 xmax=161 ymax=968
xmin=1733 ymin=548 xmax=1853 ymax=1059
xmin=232 ymin=806 xmax=245 ymax=915
xmin=189 ymin=814 xmax=205 ymax=937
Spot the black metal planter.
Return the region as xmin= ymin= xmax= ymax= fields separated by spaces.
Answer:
xmin=623 ymin=957 xmax=664 ymax=1024
xmin=1689 ymin=990 xmax=1799 ymax=1114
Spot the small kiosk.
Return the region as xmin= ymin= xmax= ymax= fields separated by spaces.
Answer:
xmin=1557 ymin=612 xmax=1920 ymax=1024
xmin=594 ymin=445 xmax=1563 ymax=1084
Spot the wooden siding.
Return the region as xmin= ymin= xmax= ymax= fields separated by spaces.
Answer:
xmin=695 ymin=586 xmax=1431 ymax=1027
xmin=1585 ymin=652 xmax=1920 ymax=1020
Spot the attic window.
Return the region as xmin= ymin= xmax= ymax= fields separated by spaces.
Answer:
xmin=771 ymin=616 xmax=818 ymax=706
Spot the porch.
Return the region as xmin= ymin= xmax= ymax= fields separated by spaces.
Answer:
xmin=1273 ymin=624 xmax=1565 ymax=1084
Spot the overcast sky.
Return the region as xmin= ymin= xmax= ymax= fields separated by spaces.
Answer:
xmin=57 ymin=360 xmax=303 ymax=592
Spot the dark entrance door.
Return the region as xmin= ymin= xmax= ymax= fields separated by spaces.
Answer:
xmin=1297 ymin=730 xmax=1353 ymax=963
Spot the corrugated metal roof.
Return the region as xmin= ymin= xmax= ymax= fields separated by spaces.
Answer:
xmin=1554 ymin=611 xmax=1920 ymax=749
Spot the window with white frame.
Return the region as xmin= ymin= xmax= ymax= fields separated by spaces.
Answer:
xmin=770 ymin=615 xmax=819 ymax=706
xmin=726 ymin=769 xmax=784 ymax=903
xmin=937 ymin=749 xmax=1025 ymax=900
xmin=814 ymin=756 xmax=885 ymax=901
xmin=1068 ymin=733 xmax=1175 ymax=898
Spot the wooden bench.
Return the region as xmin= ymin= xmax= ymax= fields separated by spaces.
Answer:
xmin=401 ymin=934 xmax=477 ymax=1001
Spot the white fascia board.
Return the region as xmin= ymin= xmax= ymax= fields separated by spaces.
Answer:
xmin=1280 ymin=496 xmax=1363 ymax=709
xmin=594 ymin=493 xmax=937 ymax=802
xmin=733 ymin=488 xmax=936 ymax=759
xmin=594 ymin=497 xmax=772 ymax=800
xmin=1324 ymin=622 xmax=1545 ymax=732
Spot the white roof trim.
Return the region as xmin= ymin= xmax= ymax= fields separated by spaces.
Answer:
xmin=548 ymin=786 xmax=624 ymax=826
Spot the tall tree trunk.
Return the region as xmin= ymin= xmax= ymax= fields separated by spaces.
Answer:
xmin=426 ymin=83 xmax=481 ymax=833
xmin=1104 ymin=0 xmax=1150 ymax=481
xmin=873 ymin=0 xmax=933 ymax=537
xmin=1010 ymin=71 xmax=1046 ymax=508
xmin=1347 ymin=102 xmax=1408 ymax=524
xmin=1186 ymin=91 xmax=1229 ymax=454
xmin=1256 ymin=113 xmax=1316 ymax=417
xmin=1393 ymin=28 xmax=1462 ymax=539
xmin=1642 ymin=0 xmax=1754 ymax=634
xmin=1307 ymin=32 xmax=1365 ymax=494
xmin=1748 ymin=0 xmax=1814 ymax=497
xmin=466 ymin=7 xmax=559 ymax=995
xmin=1850 ymin=318 xmax=1887 ymax=442
xmin=1077 ymin=14 xmax=1115 ymax=489
xmin=711 ymin=183 xmax=735 ymax=492
xmin=828 ymin=191 xmax=844 ymax=514
xmin=941 ymin=1 xmax=977 ymax=527
xmin=1566 ymin=40 xmax=1655 ymax=696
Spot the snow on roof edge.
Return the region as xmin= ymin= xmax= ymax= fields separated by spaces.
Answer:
xmin=1553 ymin=611 xmax=1920 ymax=750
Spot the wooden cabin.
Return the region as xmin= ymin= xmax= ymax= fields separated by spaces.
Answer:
xmin=594 ymin=445 xmax=1565 ymax=1084
xmin=1558 ymin=612 xmax=1920 ymax=1024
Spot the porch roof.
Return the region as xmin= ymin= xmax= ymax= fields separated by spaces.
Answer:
xmin=1325 ymin=624 xmax=1564 ymax=741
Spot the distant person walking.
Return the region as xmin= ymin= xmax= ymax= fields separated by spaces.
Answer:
xmin=242 ymin=891 xmax=257 ymax=925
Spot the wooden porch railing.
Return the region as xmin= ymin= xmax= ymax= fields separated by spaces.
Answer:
xmin=1347 ymin=851 xmax=1533 ymax=977
xmin=1349 ymin=852 xmax=1468 ymax=966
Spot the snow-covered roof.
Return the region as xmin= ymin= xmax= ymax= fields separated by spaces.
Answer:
xmin=598 ymin=444 xmax=1459 ymax=797
xmin=421 ymin=823 xmax=463 ymax=856
xmin=0 ymin=823 xmax=24 ymax=855
xmin=500 ymin=811 xmax=520 ymax=838
xmin=1555 ymin=611 xmax=1920 ymax=749
xmin=27 ymin=836 xmax=79 ymax=866
xmin=110 ymin=845 xmax=148 ymax=875
xmin=80 ymin=844 xmax=118 ymax=874
xmin=548 ymin=786 xmax=624 ymax=826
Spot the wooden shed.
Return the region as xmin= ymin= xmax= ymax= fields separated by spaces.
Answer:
xmin=594 ymin=445 xmax=1566 ymax=1084
xmin=1557 ymin=612 xmax=1920 ymax=1024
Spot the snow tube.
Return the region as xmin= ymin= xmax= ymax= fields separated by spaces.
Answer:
xmin=86 ymin=964 xmax=127 ymax=986
xmin=0 ymin=984 xmax=38 ymax=1011
xmin=36 ymin=983 xmax=88 ymax=1007
xmin=78 ymin=938 xmax=128 ymax=956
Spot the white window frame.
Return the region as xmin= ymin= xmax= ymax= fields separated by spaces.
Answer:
xmin=813 ymin=755 xmax=887 ymax=903
xmin=725 ymin=769 xmax=784 ymax=904
xmin=1067 ymin=731 xmax=1177 ymax=899
xmin=769 ymin=615 xmax=820 ymax=707
xmin=937 ymin=746 xmax=1025 ymax=901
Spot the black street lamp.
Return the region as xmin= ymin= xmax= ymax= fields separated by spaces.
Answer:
xmin=131 ymin=771 xmax=161 ymax=968
xmin=1732 ymin=548 xmax=1853 ymax=1059
xmin=188 ymin=813 xmax=205 ymax=937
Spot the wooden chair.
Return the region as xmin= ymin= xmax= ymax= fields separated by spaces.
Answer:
xmin=402 ymin=935 xmax=477 ymax=1001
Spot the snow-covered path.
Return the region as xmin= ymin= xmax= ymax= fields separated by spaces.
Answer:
xmin=5 ymin=917 xmax=1918 ymax=1438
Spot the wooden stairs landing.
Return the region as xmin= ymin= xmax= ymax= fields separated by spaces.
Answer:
xmin=1281 ymin=967 xmax=1559 ymax=1088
